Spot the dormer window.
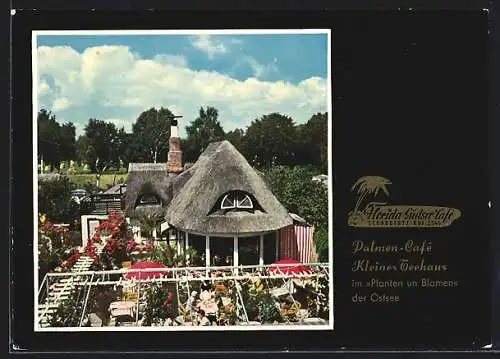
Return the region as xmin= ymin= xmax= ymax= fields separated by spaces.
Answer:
xmin=221 ymin=191 xmax=253 ymax=210
xmin=138 ymin=194 xmax=160 ymax=205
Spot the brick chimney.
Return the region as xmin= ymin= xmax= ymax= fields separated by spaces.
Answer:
xmin=166 ymin=117 xmax=183 ymax=174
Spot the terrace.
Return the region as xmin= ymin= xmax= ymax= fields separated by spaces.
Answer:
xmin=38 ymin=258 xmax=330 ymax=329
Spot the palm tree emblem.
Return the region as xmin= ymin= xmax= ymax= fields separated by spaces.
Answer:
xmin=348 ymin=176 xmax=392 ymax=226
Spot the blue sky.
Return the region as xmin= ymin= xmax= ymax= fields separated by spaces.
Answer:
xmin=35 ymin=31 xmax=329 ymax=138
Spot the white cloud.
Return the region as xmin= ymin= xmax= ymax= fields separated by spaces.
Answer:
xmin=52 ymin=97 xmax=71 ymax=111
xmin=35 ymin=45 xmax=329 ymax=138
xmin=191 ymin=35 xmax=227 ymax=59
xmin=243 ymin=56 xmax=279 ymax=79
xmin=152 ymin=54 xmax=188 ymax=67
xmin=104 ymin=118 xmax=133 ymax=133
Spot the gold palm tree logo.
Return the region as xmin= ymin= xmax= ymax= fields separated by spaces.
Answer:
xmin=351 ymin=176 xmax=392 ymax=214
xmin=348 ymin=176 xmax=462 ymax=228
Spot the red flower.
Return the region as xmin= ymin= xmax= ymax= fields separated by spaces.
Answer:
xmin=127 ymin=241 xmax=137 ymax=251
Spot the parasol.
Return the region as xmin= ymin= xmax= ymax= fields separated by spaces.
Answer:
xmin=124 ymin=262 xmax=169 ymax=280
xmin=268 ymin=258 xmax=312 ymax=275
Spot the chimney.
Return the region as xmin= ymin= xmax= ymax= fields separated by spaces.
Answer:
xmin=166 ymin=117 xmax=183 ymax=174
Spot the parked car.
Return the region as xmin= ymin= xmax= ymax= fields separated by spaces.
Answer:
xmin=70 ymin=189 xmax=90 ymax=204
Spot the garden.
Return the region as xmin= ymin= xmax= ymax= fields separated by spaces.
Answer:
xmin=38 ymin=211 xmax=330 ymax=328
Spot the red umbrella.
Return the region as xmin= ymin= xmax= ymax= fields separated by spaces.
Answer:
xmin=268 ymin=258 xmax=313 ymax=275
xmin=124 ymin=262 xmax=169 ymax=280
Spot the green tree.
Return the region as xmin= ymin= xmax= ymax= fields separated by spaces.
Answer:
xmin=184 ymin=106 xmax=225 ymax=162
xmin=244 ymin=113 xmax=297 ymax=167
xmin=225 ymin=128 xmax=247 ymax=156
xmin=114 ymin=127 xmax=132 ymax=169
xmin=59 ymin=122 xmax=76 ymax=162
xmin=262 ymin=165 xmax=329 ymax=262
xmin=301 ymin=112 xmax=328 ymax=172
xmin=38 ymin=109 xmax=76 ymax=169
xmin=38 ymin=176 xmax=80 ymax=224
xmin=131 ymin=107 xmax=175 ymax=163
xmin=78 ymin=119 xmax=120 ymax=189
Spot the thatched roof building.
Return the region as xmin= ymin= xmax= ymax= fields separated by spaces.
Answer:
xmin=123 ymin=163 xmax=173 ymax=219
xmin=125 ymin=141 xmax=292 ymax=234
xmin=123 ymin=118 xmax=308 ymax=267
xmin=165 ymin=141 xmax=293 ymax=235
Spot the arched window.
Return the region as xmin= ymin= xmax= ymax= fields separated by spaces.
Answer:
xmin=221 ymin=191 xmax=253 ymax=210
xmin=138 ymin=194 xmax=160 ymax=205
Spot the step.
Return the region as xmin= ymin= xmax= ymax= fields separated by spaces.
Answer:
xmin=55 ymin=282 xmax=75 ymax=287
xmin=50 ymin=288 xmax=72 ymax=293
xmin=51 ymin=286 xmax=73 ymax=292
xmin=49 ymin=292 xmax=71 ymax=297
xmin=39 ymin=308 xmax=57 ymax=314
xmin=38 ymin=303 xmax=59 ymax=309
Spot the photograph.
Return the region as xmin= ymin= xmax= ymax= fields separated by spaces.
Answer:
xmin=33 ymin=29 xmax=333 ymax=331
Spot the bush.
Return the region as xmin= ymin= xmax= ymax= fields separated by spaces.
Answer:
xmin=38 ymin=216 xmax=81 ymax=282
xmin=143 ymin=283 xmax=178 ymax=326
xmin=38 ymin=176 xmax=80 ymax=224
xmin=262 ymin=165 xmax=330 ymax=261
xmin=314 ymin=227 xmax=329 ymax=262
xmin=85 ymin=211 xmax=133 ymax=269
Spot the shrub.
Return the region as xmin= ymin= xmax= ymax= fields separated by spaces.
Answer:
xmin=38 ymin=175 xmax=80 ymax=224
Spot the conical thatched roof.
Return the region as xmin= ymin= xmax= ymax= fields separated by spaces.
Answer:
xmin=165 ymin=141 xmax=293 ymax=235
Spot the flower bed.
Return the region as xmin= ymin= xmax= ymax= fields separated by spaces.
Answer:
xmin=38 ymin=214 xmax=81 ymax=281
xmin=85 ymin=211 xmax=134 ymax=270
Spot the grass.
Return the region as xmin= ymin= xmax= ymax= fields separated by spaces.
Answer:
xmin=67 ymin=173 xmax=128 ymax=191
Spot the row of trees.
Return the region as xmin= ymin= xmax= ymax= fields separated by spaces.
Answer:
xmin=38 ymin=109 xmax=76 ymax=167
xmin=38 ymin=106 xmax=329 ymax=174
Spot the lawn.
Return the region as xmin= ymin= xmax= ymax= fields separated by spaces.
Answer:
xmin=67 ymin=173 xmax=128 ymax=191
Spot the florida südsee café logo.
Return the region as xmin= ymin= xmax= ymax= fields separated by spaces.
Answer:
xmin=347 ymin=176 xmax=461 ymax=228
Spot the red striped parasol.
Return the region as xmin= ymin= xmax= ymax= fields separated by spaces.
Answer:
xmin=268 ymin=258 xmax=312 ymax=275
xmin=124 ymin=262 xmax=169 ymax=280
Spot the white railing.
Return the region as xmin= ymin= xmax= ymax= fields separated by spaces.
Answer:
xmin=38 ymin=262 xmax=330 ymax=328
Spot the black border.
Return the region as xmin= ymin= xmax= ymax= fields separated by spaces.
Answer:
xmin=8 ymin=0 xmax=497 ymax=356
xmin=491 ymin=0 xmax=500 ymax=351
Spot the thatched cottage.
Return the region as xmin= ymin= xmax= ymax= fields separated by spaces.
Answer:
xmin=123 ymin=119 xmax=315 ymax=267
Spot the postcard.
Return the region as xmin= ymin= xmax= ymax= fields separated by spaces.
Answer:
xmin=32 ymin=29 xmax=334 ymax=332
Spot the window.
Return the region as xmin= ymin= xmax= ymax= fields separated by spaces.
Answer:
xmin=138 ymin=194 xmax=159 ymax=205
xmin=220 ymin=191 xmax=253 ymax=210
xmin=238 ymin=236 xmax=259 ymax=265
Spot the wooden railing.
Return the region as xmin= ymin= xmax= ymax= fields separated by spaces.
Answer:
xmin=83 ymin=193 xmax=124 ymax=215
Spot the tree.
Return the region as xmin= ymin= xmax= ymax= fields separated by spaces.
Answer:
xmin=79 ymin=119 xmax=120 ymax=189
xmin=184 ymin=106 xmax=225 ymax=162
xmin=225 ymin=128 xmax=247 ymax=157
xmin=131 ymin=107 xmax=175 ymax=163
xmin=38 ymin=176 xmax=80 ymax=224
xmin=75 ymin=134 xmax=90 ymax=164
xmin=37 ymin=109 xmax=76 ymax=169
xmin=59 ymin=122 xmax=76 ymax=162
xmin=244 ymin=113 xmax=297 ymax=167
xmin=114 ymin=127 xmax=132 ymax=169
xmin=300 ymin=112 xmax=328 ymax=172
xmin=262 ymin=165 xmax=329 ymax=262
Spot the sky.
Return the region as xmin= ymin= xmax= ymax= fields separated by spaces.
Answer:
xmin=34 ymin=31 xmax=330 ymax=138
